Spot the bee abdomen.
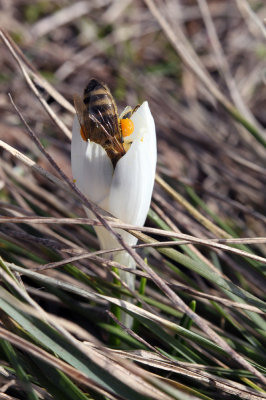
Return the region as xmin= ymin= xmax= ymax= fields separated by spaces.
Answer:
xmin=84 ymin=79 xmax=101 ymax=94
xmin=83 ymin=91 xmax=107 ymax=103
xmin=87 ymin=94 xmax=112 ymax=109
xmin=83 ymin=80 xmax=116 ymax=117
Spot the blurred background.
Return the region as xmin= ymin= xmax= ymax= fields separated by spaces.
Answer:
xmin=1 ymin=0 xmax=266 ymax=229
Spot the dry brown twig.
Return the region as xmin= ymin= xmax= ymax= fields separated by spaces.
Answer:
xmin=1 ymin=214 xmax=266 ymax=263
xmin=197 ymin=0 xmax=263 ymax=132
xmin=235 ymin=0 xmax=266 ymax=39
xmin=0 ymin=29 xmax=74 ymax=115
xmin=30 ymin=1 xmax=109 ymax=39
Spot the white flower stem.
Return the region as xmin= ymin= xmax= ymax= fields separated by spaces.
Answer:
xmin=113 ymin=250 xmax=136 ymax=328
xmin=94 ymin=224 xmax=136 ymax=327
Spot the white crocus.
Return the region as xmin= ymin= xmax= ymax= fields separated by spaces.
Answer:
xmin=71 ymin=101 xmax=156 ymax=325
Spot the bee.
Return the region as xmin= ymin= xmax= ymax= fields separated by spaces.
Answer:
xmin=74 ymin=79 xmax=138 ymax=167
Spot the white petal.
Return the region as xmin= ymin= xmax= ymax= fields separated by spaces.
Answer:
xmin=108 ymin=102 xmax=156 ymax=229
xmin=71 ymin=115 xmax=113 ymax=207
xmin=123 ymin=101 xmax=155 ymax=144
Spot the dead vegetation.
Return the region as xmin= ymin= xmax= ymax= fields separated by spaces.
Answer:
xmin=0 ymin=1 xmax=266 ymax=399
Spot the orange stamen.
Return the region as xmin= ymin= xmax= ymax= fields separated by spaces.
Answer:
xmin=120 ymin=118 xmax=134 ymax=137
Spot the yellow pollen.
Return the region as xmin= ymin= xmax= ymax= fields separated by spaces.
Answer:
xmin=80 ymin=126 xmax=87 ymax=141
xmin=73 ymin=179 xmax=77 ymax=183
xmin=121 ymin=118 xmax=134 ymax=137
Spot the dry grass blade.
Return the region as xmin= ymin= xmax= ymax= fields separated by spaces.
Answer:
xmin=235 ymin=0 xmax=266 ymax=39
xmin=0 ymin=283 xmax=173 ymax=400
xmin=112 ymin=351 xmax=266 ymax=400
xmin=1 ymin=215 xmax=266 ymax=263
xmin=0 ymin=30 xmax=72 ymax=139
xmin=155 ymin=175 xmax=231 ymax=238
xmin=30 ymin=1 xmax=108 ymax=38
xmin=143 ymin=0 xmax=266 ymax=146
xmin=0 ymin=327 xmax=121 ymax=400
xmin=197 ymin=0 xmax=262 ymax=132
xmin=0 ymin=29 xmax=74 ymax=114
xmin=6 ymin=260 xmax=265 ymax=315
xmin=0 ymin=140 xmax=68 ymax=190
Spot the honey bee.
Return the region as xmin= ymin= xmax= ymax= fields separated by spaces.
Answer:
xmin=74 ymin=79 xmax=137 ymax=167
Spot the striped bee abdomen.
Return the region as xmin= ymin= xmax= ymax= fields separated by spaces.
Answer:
xmin=84 ymin=79 xmax=116 ymax=118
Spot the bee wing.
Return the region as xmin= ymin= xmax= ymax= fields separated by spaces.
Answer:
xmin=74 ymin=94 xmax=110 ymax=144
xmin=91 ymin=107 xmax=125 ymax=158
xmin=74 ymin=93 xmax=116 ymax=145
xmin=92 ymin=106 xmax=119 ymax=139
xmin=87 ymin=87 xmax=124 ymax=151
xmin=88 ymin=87 xmax=120 ymax=140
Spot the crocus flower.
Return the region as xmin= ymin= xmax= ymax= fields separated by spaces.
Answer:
xmin=71 ymin=99 xmax=156 ymax=325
